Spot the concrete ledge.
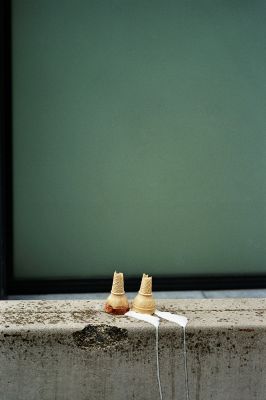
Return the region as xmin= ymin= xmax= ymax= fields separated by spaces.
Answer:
xmin=0 ymin=299 xmax=266 ymax=399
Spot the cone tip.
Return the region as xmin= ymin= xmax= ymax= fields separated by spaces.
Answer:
xmin=139 ymin=273 xmax=152 ymax=295
xmin=111 ymin=270 xmax=125 ymax=295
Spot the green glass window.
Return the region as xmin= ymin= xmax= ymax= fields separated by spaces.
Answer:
xmin=12 ymin=0 xmax=266 ymax=280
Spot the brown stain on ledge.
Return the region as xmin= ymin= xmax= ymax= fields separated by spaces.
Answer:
xmin=73 ymin=324 xmax=129 ymax=351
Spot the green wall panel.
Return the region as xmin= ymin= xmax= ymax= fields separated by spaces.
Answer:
xmin=12 ymin=0 xmax=266 ymax=278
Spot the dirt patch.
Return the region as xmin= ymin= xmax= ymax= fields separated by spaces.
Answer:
xmin=73 ymin=324 xmax=128 ymax=351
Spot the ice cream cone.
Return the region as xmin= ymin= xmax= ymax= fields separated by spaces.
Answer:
xmin=131 ymin=274 xmax=155 ymax=315
xmin=104 ymin=271 xmax=129 ymax=315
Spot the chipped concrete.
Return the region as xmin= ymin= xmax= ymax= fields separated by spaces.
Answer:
xmin=0 ymin=299 xmax=266 ymax=399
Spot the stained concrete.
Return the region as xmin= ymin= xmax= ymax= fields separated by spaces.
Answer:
xmin=0 ymin=299 xmax=266 ymax=400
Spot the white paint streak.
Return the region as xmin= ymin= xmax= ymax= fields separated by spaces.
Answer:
xmin=183 ymin=327 xmax=189 ymax=400
xmin=125 ymin=311 xmax=163 ymax=400
xmin=125 ymin=311 xmax=159 ymax=328
xmin=155 ymin=325 xmax=163 ymax=400
xmin=155 ymin=310 xmax=188 ymax=328
xmin=155 ymin=310 xmax=190 ymax=400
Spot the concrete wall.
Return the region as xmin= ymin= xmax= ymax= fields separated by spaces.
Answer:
xmin=0 ymin=299 xmax=265 ymax=399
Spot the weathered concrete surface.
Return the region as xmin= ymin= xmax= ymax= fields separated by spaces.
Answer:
xmin=0 ymin=299 xmax=265 ymax=400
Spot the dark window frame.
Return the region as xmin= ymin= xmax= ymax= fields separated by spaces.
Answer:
xmin=1 ymin=0 xmax=12 ymax=299
xmin=1 ymin=0 xmax=266 ymax=298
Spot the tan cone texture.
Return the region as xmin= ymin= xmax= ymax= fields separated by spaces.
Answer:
xmin=139 ymin=274 xmax=152 ymax=295
xmin=111 ymin=271 xmax=125 ymax=295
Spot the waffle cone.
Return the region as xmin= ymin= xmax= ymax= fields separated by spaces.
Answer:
xmin=104 ymin=271 xmax=129 ymax=315
xmin=111 ymin=271 xmax=125 ymax=295
xmin=139 ymin=273 xmax=152 ymax=295
xmin=131 ymin=273 xmax=155 ymax=314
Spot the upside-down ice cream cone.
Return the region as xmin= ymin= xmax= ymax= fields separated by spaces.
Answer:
xmin=131 ymin=273 xmax=155 ymax=315
xmin=104 ymin=271 xmax=129 ymax=315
